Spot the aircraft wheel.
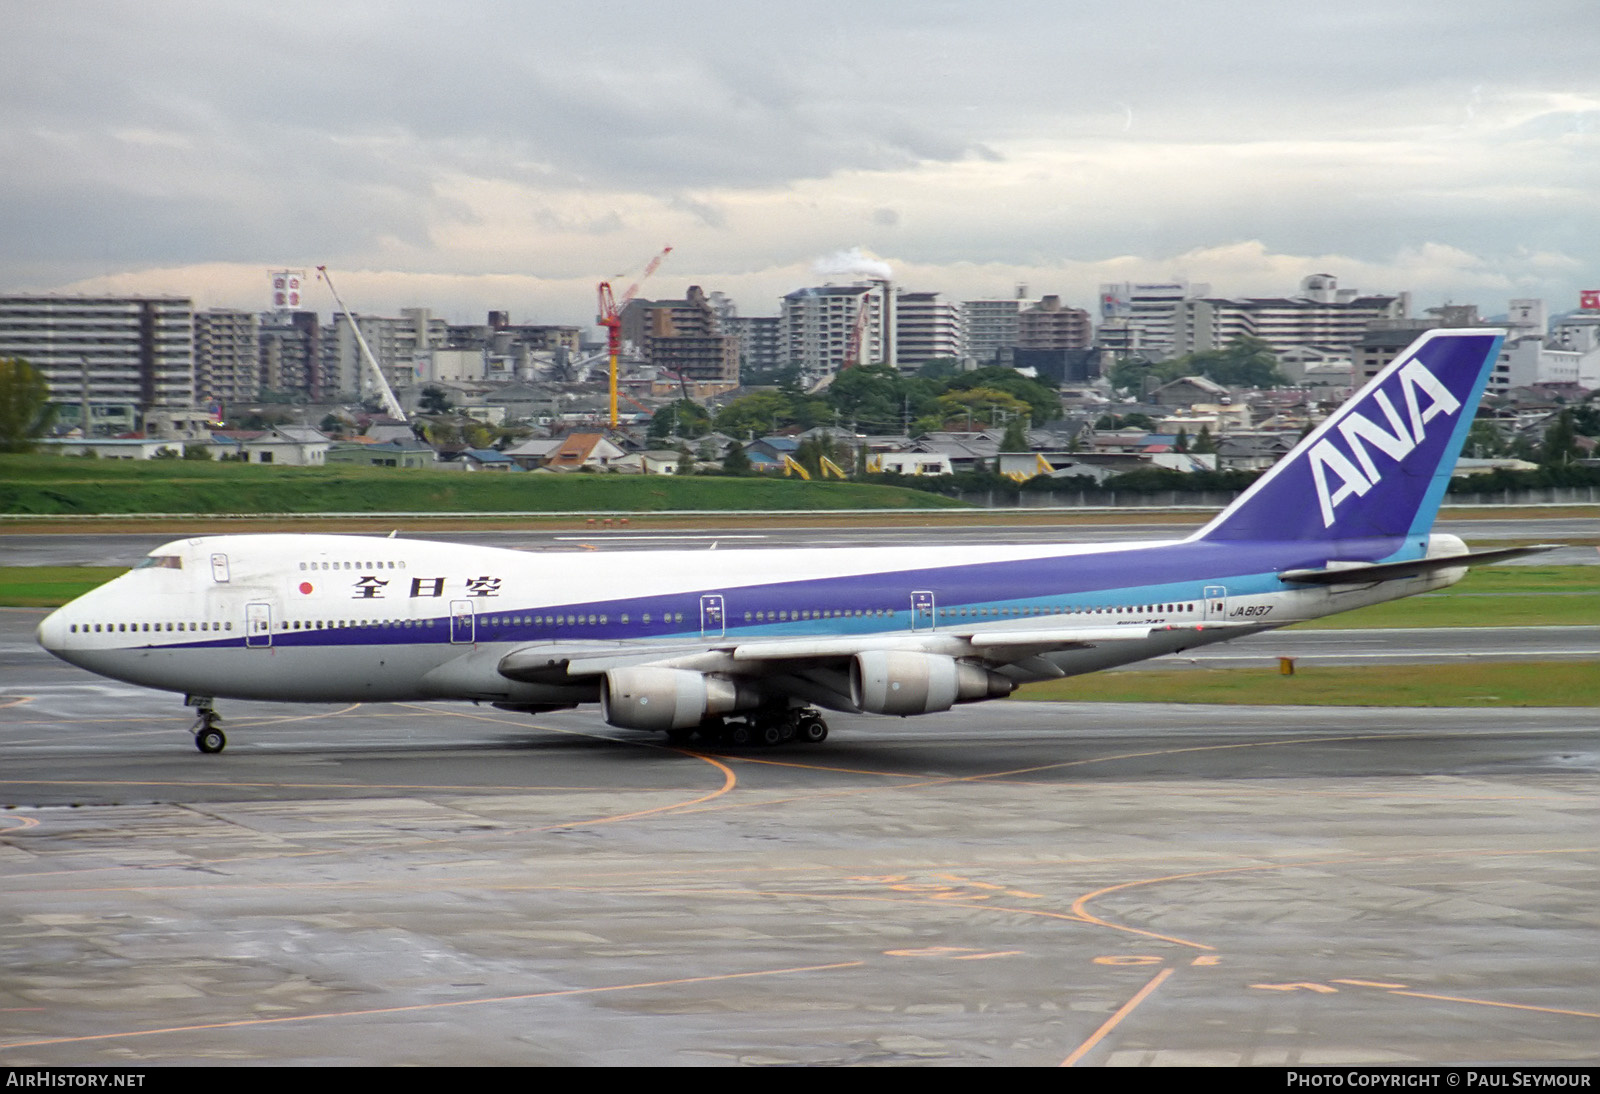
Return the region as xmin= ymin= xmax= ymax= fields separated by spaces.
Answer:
xmin=195 ymin=727 xmax=226 ymax=754
xmin=800 ymin=718 xmax=828 ymax=744
xmin=759 ymin=723 xmax=784 ymax=747
xmin=727 ymin=723 xmax=752 ymax=747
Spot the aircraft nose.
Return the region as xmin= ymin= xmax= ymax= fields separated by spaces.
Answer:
xmin=36 ymin=606 xmax=68 ymax=656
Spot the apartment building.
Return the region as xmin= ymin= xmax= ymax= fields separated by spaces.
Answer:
xmin=893 ymin=291 xmax=962 ymax=370
xmin=1017 ymin=295 xmax=1091 ymax=350
xmin=0 ymin=295 xmax=194 ymax=412
xmin=961 ymin=299 xmax=1021 ymax=366
xmin=1098 ymin=280 xmax=1207 ymax=359
xmin=780 ymin=283 xmax=887 ymax=377
xmin=1176 ymin=274 xmax=1407 ymax=358
xmin=193 ymin=308 xmax=260 ymax=404
xmin=624 ymin=285 xmax=740 ymax=386
xmin=259 ymin=310 xmax=322 ymax=400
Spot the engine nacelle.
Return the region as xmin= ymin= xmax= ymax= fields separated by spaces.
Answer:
xmin=850 ymin=651 xmax=1014 ymax=716
xmin=600 ymin=667 xmax=754 ymax=731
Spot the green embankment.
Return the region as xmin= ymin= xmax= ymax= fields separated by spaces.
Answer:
xmin=0 ymin=454 xmax=968 ymax=515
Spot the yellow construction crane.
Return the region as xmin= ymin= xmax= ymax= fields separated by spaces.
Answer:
xmin=597 ymin=245 xmax=672 ymax=428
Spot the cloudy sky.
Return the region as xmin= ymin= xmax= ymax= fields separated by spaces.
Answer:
xmin=4 ymin=1 xmax=1597 ymax=329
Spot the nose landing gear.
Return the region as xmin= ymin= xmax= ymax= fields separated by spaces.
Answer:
xmin=186 ymin=696 xmax=226 ymax=754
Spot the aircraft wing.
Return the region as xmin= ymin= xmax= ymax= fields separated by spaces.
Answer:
xmin=496 ymin=622 xmax=1246 ymax=683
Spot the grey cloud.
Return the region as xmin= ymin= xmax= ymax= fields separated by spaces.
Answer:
xmin=3 ymin=0 xmax=1599 ymax=301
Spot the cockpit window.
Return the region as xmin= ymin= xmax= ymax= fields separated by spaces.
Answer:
xmin=134 ymin=555 xmax=183 ymax=570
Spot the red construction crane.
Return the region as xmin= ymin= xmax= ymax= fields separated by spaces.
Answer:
xmin=841 ymin=291 xmax=874 ymax=370
xmin=597 ymin=245 xmax=672 ymax=427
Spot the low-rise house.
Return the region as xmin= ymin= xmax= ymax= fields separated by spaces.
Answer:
xmin=1149 ymin=376 xmax=1232 ymax=407
xmin=456 ymin=447 xmax=516 ymax=471
xmin=611 ymin=450 xmax=683 ymax=475
xmin=40 ymin=438 xmax=185 ymax=459
xmin=743 ymin=436 xmax=801 ymax=472
xmin=540 ymin=432 xmax=626 ymax=471
xmin=208 ymin=425 xmax=330 ymax=465
xmin=503 ymin=437 xmax=563 ymax=470
xmin=871 ymin=452 xmax=953 ymax=476
xmin=325 ymin=438 xmax=437 ymax=468
xmin=1214 ymin=433 xmax=1296 ymax=471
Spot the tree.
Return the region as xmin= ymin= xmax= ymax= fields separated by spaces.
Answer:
xmin=0 ymin=358 xmax=56 ymax=452
xmin=722 ymin=443 xmax=752 ymax=475
xmin=930 ymin=387 xmax=1031 ymax=430
xmin=418 ymin=386 xmax=453 ymax=415
xmin=943 ymin=367 xmax=1062 ymax=425
xmin=1193 ymin=424 xmax=1217 ymax=455
xmin=1000 ymin=417 xmax=1029 ymax=452
xmin=649 ymin=398 xmax=711 ymax=440
xmin=1187 ymin=336 xmax=1284 ymax=388
xmin=1569 ymin=402 xmax=1600 ymax=438
xmin=795 ymin=433 xmax=847 ymax=477
xmin=1540 ymin=409 xmax=1580 ymax=469
xmin=1465 ymin=419 xmax=1506 ymax=459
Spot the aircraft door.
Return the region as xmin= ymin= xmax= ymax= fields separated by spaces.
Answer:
xmin=210 ymin=553 xmax=230 ymax=583
xmin=245 ymin=602 xmax=272 ymax=648
xmin=911 ymin=590 xmax=936 ymax=631
xmin=450 ymin=600 xmax=475 ymax=644
xmin=1203 ymin=585 xmax=1228 ymax=621
xmin=700 ymin=594 xmax=725 ymax=639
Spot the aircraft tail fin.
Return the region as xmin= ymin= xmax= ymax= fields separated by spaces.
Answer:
xmin=1193 ymin=328 xmax=1504 ymax=545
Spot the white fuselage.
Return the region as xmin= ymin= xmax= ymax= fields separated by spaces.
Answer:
xmin=36 ymin=531 xmax=1463 ymax=712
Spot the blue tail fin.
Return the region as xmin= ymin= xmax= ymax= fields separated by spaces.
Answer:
xmin=1195 ymin=328 xmax=1504 ymax=545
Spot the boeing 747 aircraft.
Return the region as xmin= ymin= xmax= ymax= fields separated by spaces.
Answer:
xmin=37 ymin=329 xmax=1549 ymax=753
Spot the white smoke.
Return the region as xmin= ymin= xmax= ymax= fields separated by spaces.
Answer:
xmin=812 ymin=246 xmax=893 ymax=281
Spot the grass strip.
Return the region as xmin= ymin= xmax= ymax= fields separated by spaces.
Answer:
xmin=0 ymin=567 xmax=126 ymax=607
xmin=1013 ymin=660 xmax=1599 ymax=707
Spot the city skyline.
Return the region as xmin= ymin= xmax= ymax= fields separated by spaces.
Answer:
xmin=3 ymin=2 xmax=1597 ymax=328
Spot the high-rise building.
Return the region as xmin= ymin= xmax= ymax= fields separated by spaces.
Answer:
xmin=1097 ymin=280 xmax=1206 ymax=359
xmin=194 ymin=308 xmax=260 ymax=404
xmin=1017 ymin=295 xmax=1091 ymax=351
xmin=325 ymin=307 xmax=447 ymax=399
xmin=622 ymin=285 xmax=740 ymax=387
xmin=780 ymin=283 xmax=887 ymax=377
xmin=893 ymin=292 xmax=963 ymax=371
xmin=259 ymin=311 xmax=321 ymax=400
xmin=961 ymin=299 xmax=1022 ymax=366
xmin=724 ymin=315 xmax=781 ymax=378
xmin=0 ymin=295 xmax=194 ymax=412
xmin=1176 ymin=275 xmax=1407 ymax=358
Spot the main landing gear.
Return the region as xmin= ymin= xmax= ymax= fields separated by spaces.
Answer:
xmin=670 ymin=707 xmax=830 ymax=748
xmin=186 ymin=695 xmax=226 ymax=754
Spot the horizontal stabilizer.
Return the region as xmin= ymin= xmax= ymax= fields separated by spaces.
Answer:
xmin=1278 ymin=544 xmax=1560 ymax=585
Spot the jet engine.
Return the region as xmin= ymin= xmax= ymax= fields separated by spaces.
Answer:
xmin=850 ymin=651 xmax=1013 ymax=716
xmin=600 ymin=667 xmax=756 ymax=731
